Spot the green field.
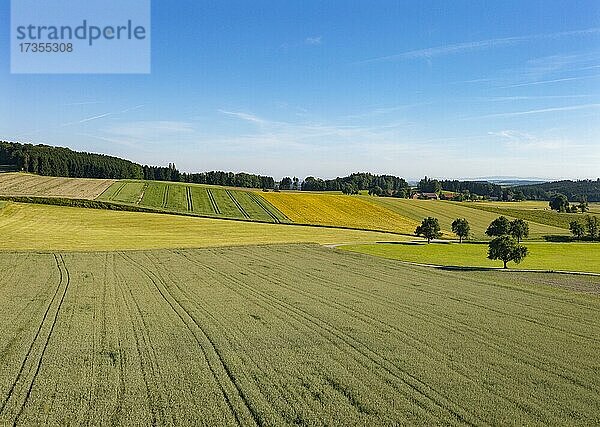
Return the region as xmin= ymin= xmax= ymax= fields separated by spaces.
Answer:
xmin=365 ymin=197 xmax=568 ymax=239
xmin=0 ymin=244 xmax=598 ymax=425
xmin=462 ymin=201 xmax=600 ymax=230
xmin=0 ymin=202 xmax=409 ymax=251
xmin=341 ymin=241 xmax=600 ymax=273
xmin=98 ymin=181 xmax=288 ymax=223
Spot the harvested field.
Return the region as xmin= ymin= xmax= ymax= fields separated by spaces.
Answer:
xmin=0 ymin=173 xmax=114 ymax=199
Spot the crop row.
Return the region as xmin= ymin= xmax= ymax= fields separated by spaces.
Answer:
xmin=98 ymin=181 xmax=288 ymax=223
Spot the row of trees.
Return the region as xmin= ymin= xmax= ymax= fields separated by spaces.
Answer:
xmin=414 ymin=216 xmax=529 ymax=268
xmin=418 ymin=177 xmax=504 ymax=198
xmin=569 ymin=216 xmax=600 ymax=240
xmin=301 ymin=173 xmax=410 ymax=197
xmin=1 ymin=141 xmax=276 ymax=189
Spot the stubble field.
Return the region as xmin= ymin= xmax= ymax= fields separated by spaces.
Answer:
xmin=0 ymin=173 xmax=114 ymax=199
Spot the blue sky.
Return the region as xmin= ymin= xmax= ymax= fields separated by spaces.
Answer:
xmin=1 ymin=0 xmax=599 ymax=180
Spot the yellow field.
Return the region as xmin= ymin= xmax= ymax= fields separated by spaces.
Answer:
xmin=260 ymin=192 xmax=421 ymax=234
xmin=0 ymin=202 xmax=410 ymax=251
xmin=0 ymin=172 xmax=114 ymax=199
xmin=589 ymin=203 xmax=600 ymax=214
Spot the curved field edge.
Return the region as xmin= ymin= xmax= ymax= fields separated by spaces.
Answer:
xmin=339 ymin=242 xmax=600 ymax=274
xmin=0 ymin=203 xmax=412 ymax=251
xmin=0 ymin=245 xmax=598 ymax=425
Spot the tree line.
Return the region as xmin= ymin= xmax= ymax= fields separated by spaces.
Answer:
xmin=300 ymin=173 xmax=410 ymax=197
xmin=414 ymin=215 xmax=529 ymax=269
xmin=515 ymin=179 xmax=600 ymax=202
xmin=1 ymin=141 xmax=275 ymax=189
xmin=1 ymin=141 xmax=143 ymax=179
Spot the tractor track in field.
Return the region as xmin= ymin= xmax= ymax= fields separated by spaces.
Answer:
xmin=226 ymin=190 xmax=250 ymax=219
xmin=144 ymin=251 xmax=309 ymax=425
xmin=296 ymin=248 xmax=600 ymax=393
xmin=110 ymin=182 xmax=128 ymax=201
xmin=161 ymin=186 xmax=169 ymax=209
xmin=113 ymin=256 xmax=169 ymax=426
xmin=119 ymin=251 xmax=259 ymax=427
xmin=1 ymin=254 xmax=70 ymax=425
xmin=185 ymin=187 xmax=194 ymax=212
xmin=137 ymin=183 xmax=150 ymax=205
xmin=206 ymin=189 xmax=221 ymax=215
xmin=247 ymin=193 xmax=283 ymax=223
xmin=230 ymin=247 xmax=554 ymax=418
xmin=177 ymin=251 xmax=476 ymax=426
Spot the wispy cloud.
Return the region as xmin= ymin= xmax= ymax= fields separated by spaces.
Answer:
xmin=500 ymin=74 xmax=600 ymax=88
xmin=488 ymin=130 xmax=578 ymax=151
xmin=470 ymin=103 xmax=600 ymax=119
xmin=486 ymin=95 xmax=592 ymax=101
xmin=61 ymin=101 xmax=103 ymax=106
xmin=357 ymin=27 xmax=600 ymax=64
xmin=60 ymin=105 xmax=145 ymax=127
xmin=106 ymin=121 xmax=195 ymax=140
xmin=218 ymin=110 xmax=267 ymax=125
xmin=305 ymin=36 xmax=322 ymax=45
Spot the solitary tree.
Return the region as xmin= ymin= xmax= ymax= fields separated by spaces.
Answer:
xmin=549 ymin=193 xmax=569 ymax=212
xmin=509 ymin=219 xmax=529 ymax=243
xmin=569 ymin=221 xmax=586 ymax=239
xmin=451 ymin=218 xmax=470 ymax=243
xmin=485 ymin=216 xmax=511 ymax=237
xmin=488 ymin=236 xmax=529 ymax=269
xmin=586 ymin=215 xmax=600 ymax=240
xmin=415 ymin=217 xmax=442 ymax=243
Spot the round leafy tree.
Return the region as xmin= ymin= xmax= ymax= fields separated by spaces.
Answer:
xmin=487 ymin=235 xmax=529 ymax=269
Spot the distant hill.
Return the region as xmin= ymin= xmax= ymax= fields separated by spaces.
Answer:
xmin=515 ymin=179 xmax=600 ymax=202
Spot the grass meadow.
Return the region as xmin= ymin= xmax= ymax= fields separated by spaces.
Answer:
xmin=461 ymin=201 xmax=600 ymax=230
xmin=341 ymin=241 xmax=600 ymax=273
xmin=365 ymin=197 xmax=567 ymax=239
